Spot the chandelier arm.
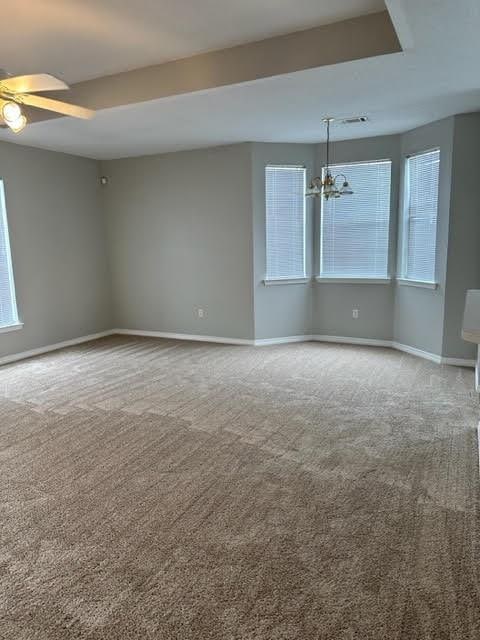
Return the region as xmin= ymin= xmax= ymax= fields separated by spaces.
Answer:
xmin=333 ymin=173 xmax=348 ymax=185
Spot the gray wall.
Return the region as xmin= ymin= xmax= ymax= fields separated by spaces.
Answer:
xmin=442 ymin=113 xmax=480 ymax=359
xmin=251 ymin=143 xmax=315 ymax=339
xmin=101 ymin=144 xmax=255 ymax=340
xmin=393 ymin=117 xmax=455 ymax=355
xmin=1 ymin=113 xmax=478 ymax=361
xmin=0 ymin=141 xmax=111 ymax=359
xmin=312 ymin=135 xmax=400 ymax=340
xmin=99 ymin=120 xmax=479 ymax=358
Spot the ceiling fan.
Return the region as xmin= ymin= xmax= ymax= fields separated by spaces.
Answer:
xmin=0 ymin=72 xmax=94 ymax=133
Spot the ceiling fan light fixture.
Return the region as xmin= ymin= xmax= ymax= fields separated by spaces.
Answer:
xmin=8 ymin=114 xmax=27 ymax=133
xmin=1 ymin=100 xmax=22 ymax=124
xmin=0 ymin=72 xmax=95 ymax=132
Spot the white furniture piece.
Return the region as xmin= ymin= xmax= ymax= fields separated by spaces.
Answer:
xmin=462 ymin=289 xmax=480 ymax=392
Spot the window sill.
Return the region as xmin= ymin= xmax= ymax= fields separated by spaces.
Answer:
xmin=315 ymin=277 xmax=391 ymax=285
xmin=397 ymin=279 xmax=438 ymax=290
xmin=263 ymin=277 xmax=310 ymax=286
xmin=0 ymin=322 xmax=24 ymax=335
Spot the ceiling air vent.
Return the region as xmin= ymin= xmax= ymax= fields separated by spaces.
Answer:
xmin=341 ymin=116 xmax=369 ymax=124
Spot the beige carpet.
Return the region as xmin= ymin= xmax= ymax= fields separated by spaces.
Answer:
xmin=0 ymin=336 xmax=479 ymax=639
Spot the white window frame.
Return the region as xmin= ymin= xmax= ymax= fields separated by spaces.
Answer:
xmin=264 ymin=164 xmax=307 ymax=284
xmin=317 ymin=158 xmax=392 ymax=283
xmin=0 ymin=179 xmax=21 ymax=332
xmin=399 ymin=148 xmax=440 ymax=288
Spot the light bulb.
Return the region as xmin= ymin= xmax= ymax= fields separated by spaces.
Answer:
xmin=8 ymin=114 xmax=27 ymax=133
xmin=2 ymin=101 xmax=22 ymax=124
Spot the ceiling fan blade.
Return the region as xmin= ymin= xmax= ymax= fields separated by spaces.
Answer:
xmin=19 ymin=94 xmax=94 ymax=119
xmin=0 ymin=73 xmax=69 ymax=93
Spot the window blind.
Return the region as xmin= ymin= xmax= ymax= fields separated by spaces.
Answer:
xmin=404 ymin=149 xmax=440 ymax=282
xmin=0 ymin=180 xmax=19 ymax=328
xmin=265 ymin=165 xmax=306 ymax=280
xmin=320 ymin=160 xmax=392 ymax=278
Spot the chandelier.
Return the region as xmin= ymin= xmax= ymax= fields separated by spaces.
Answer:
xmin=305 ymin=118 xmax=353 ymax=200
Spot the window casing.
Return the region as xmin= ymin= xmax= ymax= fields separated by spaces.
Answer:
xmin=319 ymin=160 xmax=392 ymax=279
xmin=265 ymin=165 xmax=306 ymax=281
xmin=0 ymin=180 xmax=19 ymax=329
xmin=401 ymin=149 xmax=440 ymax=283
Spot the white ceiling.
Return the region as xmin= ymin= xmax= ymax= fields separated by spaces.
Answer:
xmin=3 ymin=0 xmax=384 ymax=83
xmin=1 ymin=0 xmax=480 ymax=159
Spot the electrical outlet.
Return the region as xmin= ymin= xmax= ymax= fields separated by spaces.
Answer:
xmin=197 ymin=308 xmax=205 ymax=318
xmin=352 ymin=309 xmax=359 ymax=319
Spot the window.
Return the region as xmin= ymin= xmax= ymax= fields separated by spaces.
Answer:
xmin=402 ymin=149 xmax=440 ymax=283
xmin=265 ymin=165 xmax=306 ymax=280
xmin=320 ymin=160 xmax=392 ymax=279
xmin=0 ymin=180 xmax=19 ymax=329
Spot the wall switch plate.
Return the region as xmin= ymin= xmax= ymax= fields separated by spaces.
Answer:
xmin=197 ymin=308 xmax=205 ymax=318
xmin=352 ymin=309 xmax=359 ymax=319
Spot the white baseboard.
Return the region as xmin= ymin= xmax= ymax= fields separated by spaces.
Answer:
xmin=2 ymin=328 xmax=475 ymax=369
xmin=391 ymin=341 xmax=442 ymax=364
xmin=254 ymin=335 xmax=391 ymax=348
xmin=0 ymin=330 xmax=114 ymax=367
xmin=312 ymin=336 xmax=474 ymax=367
xmin=392 ymin=342 xmax=475 ymax=367
xmin=254 ymin=335 xmax=313 ymax=346
xmin=113 ymin=328 xmax=254 ymax=346
xmin=441 ymin=356 xmax=477 ymax=367
xmin=313 ymin=335 xmax=392 ymax=348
